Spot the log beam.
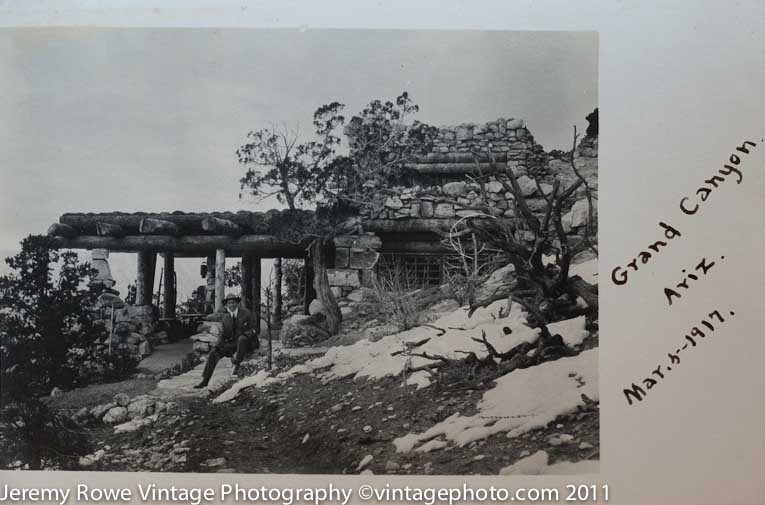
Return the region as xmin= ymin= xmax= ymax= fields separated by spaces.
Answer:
xmin=215 ymin=249 xmax=226 ymax=313
xmin=202 ymin=216 xmax=242 ymax=235
xmin=51 ymin=234 xmax=310 ymax=257
xmin=140 ymin=218 xmax=180 ymax=235
xmin=47 ymin=223 xmax=77 ymax=238
xmin=96 ymin=222 xmax=125 ymax=237
xmin=413 ymin=152 xmax=509 ymax=164
xmin=163 ymin=253 xmax=176 ymax=318
xmin=404 ymin=162 xmax=506 ymax=174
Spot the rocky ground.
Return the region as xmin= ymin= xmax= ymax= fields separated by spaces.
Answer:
xmin=64 ymin=334 xmax=598 ymax=475
xmin=49 ymin=258 xmax=600 ymax=475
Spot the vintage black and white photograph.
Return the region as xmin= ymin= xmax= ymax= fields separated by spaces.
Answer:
xmin=0 ymin=28 xmax=598 ymax=474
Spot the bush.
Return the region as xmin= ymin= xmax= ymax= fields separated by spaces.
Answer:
xmin=0 ymin=235 xmax=134 ymax=469
xmin=368 ymin=257 xmax=429 ymax=332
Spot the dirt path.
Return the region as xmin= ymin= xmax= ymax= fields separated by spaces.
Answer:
xmin=137 ymin=339 xmax=195 ymax=375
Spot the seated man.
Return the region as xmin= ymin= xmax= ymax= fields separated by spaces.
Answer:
xmin=194 ymin=293 xmax=259 ymax=388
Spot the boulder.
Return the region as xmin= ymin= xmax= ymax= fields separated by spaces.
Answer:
xmin=191 ymin=332 xmax=219 ymax=344
xmin=103 ymin=406 xmax=128 ymax=424
xmin=308 ymin=299 xmax=326 ymax=315
xmin=516 ymin=176 xmax=537 ymax=196
xmin=114 ymin=393 xmax=130 ymax=407
xmin=90 ymin=402 xmax=116 ymax=420
xmin=127 ymin=398 xmax=156 ymax=419
xmin=442 ymin=182 xmax=467 ymax=196
xmin=486 ymin=180 xmax=504 ymax=193
xmin=197 ymin=321 xmax=222 ymax=336
xmin=280 ymin=314 xmax=327 ymax=346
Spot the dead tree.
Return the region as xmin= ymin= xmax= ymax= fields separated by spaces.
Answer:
xmin=461 ymin=127 xmax=598 ymax=356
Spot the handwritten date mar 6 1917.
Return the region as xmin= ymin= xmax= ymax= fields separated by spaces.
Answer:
xmin=623 ymin=308 xmax=734 ymax=406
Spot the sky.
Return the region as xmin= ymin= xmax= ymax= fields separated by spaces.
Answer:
xmin=0 ymin=28 xmax=597 ymax=300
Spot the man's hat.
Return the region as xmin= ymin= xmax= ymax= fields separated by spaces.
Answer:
xmin=223 ymin=292 xmax=241 ymax=303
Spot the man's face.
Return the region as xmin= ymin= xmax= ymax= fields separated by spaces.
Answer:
xmin=226 ymin=299 xmax=238 ymax=310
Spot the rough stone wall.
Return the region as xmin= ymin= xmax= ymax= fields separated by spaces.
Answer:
xmin=363 ymin=117 xmax=598 ymax=238
xmin=326 ymin=233 xmax=381 ymax=298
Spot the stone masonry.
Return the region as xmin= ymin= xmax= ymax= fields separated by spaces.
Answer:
xmin=363 ymin=118 xmax=598 ymax=238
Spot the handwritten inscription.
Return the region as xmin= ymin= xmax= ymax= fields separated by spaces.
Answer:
xmin=610 ymin=222 xmax=682 ymax=286
xmin=663 ymin=256 xmax=722 ymax=306
xmin=624 ymin=309 xmax=733 ymax=405
xmin=617 ymin=138 xmax=759 ymax=406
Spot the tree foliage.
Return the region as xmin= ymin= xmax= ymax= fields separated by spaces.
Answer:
xmin=0 ymin=235 xmax=134 ymax=469
xmin=237 ymin=92 xmax=438 ymax=218
xmin=236 ymin=103 xmax=345 ymax=210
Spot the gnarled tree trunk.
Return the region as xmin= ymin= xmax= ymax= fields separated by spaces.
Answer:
xmin=309 ymin=237 xmax=342 ymax=335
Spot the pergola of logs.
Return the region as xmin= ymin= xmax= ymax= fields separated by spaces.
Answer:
xmin=47 ymin=211 xmax=320 ymax=321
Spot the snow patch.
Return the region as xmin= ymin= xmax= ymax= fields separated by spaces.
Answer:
xmin=569 ymin=258 xmax=597 ymax=285
xmin=393 ymin=349 xmax=598 ymax=452
xmin=548 ymin=316 xmax=589 ymax=347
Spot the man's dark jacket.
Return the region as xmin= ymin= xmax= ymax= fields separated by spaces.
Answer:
xmin=217 ymin=307 xmax=259 ymax=349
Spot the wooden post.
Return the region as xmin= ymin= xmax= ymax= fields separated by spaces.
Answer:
xmin=163 ymin=253 xmax=176 ymax=318
xmin=252 ymin=256 xmax=261 ymax=332
xmin=205 ymin=253 xmax=215 ymax=313
xmin=274 ymin=258 xmax=283 ymax=327
xmin=241 ymin=255 xmax=253 ymax=310
xmin=136 ymin=251 xmax=157 ymax=305
xmin=215 ymin=249 xmax=226 ymax=313
xmin=303 ymin=257 xmax=315 ymax=315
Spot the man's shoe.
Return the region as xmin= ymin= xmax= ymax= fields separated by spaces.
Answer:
xmin=193 ymin=381 xmax=208 ymax=389
xmin=233 ymin=365 xmax=241 ymax=377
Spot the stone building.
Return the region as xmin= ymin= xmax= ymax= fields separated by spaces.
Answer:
xmin=47 ymin=115 xmax=597 ymax=324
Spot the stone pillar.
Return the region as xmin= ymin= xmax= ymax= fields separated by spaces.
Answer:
xmin=252 ymin=256 xmax=261 ymax=331
xmin=214 ymin=249 xmax=226 ymax=313
xmin=89 ymin=248 xmax=115 ymax=290
xmin=162 ymin=253 xmax=176 ymax=318
xmin=241 ymin=255 xmax=253 ymax=310
xmin=136 ymin=251 xmax=156 ymax=305
xmin=205 ymin=253 xmax=216 ymax=312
